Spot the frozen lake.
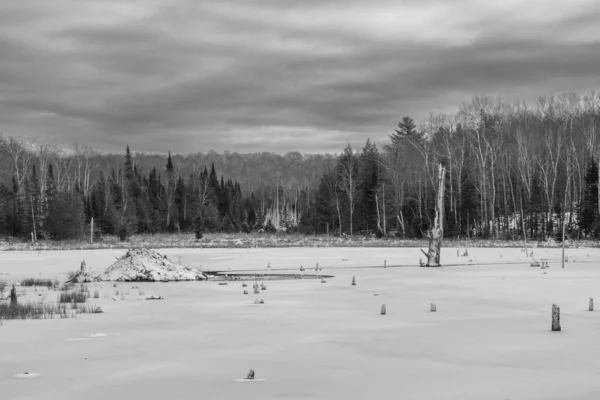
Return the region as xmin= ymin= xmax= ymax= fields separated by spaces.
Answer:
xmin=1 ymin=246 xmax=600 ymax=400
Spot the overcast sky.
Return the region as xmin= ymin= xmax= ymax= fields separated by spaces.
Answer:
xmin=1 ymin=0 xmax=599 ymax=154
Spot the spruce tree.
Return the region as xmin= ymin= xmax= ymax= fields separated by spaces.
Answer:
xmin=579 ymin=158 xmax=599 ymax=236
xmin=175 ymin=176 xmax=186 ymax=230
xmin=315 ymin=171 xmax=337 ymax=234
xmin=0 ymin=182 xmax=12 ymax=235
xmin=43 ymin=165 xmax=58 ymax=236
xmin=46 ymin=165 xmax=57 ymax=206
xmin=45 ymin=190 xmax=86 ymax=240
xmin=165 ymin=151 xmax=177 ymax=231
xmin=390 ymin=116 xmax=419 ymax=148
xmin=359 ymin=139 xmax=380 ymax=233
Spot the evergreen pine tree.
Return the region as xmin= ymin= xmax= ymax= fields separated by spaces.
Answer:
xmin=165 ymin=151 xmax=177 ymax=232
xmin=359 ymin=139 xmax=380 ymax=233
xmin=0 ymin=182 xmax=13 ymax=235
xmin=389 ymin=116 xmax=420 ymax=148
xmin=579 ymin=158 xmax=599 ymax=236
xmin=175 ymin=176 xmax=186 ymax=230
xmin=315 ymin=171 xmax=337 ymax=234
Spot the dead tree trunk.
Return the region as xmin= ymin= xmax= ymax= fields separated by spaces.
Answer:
xmin=422 ymin=164 xmax=446 ymax=267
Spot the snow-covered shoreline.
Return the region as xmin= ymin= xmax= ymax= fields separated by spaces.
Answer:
xmin=0 ymin=232 xmax=595 ymax=252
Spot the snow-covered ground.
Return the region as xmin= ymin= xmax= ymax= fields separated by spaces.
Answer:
xmin=1 ymin=246 xmax=600 ymax=400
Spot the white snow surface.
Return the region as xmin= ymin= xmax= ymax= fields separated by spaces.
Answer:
xmin=1 ymin=246 xmax=600 ymax=399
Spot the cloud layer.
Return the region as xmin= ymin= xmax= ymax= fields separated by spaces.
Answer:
xmin=1 ymin=0 xmax=599 ymax=153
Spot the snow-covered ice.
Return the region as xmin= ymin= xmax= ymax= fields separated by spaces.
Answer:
xmin=1 ymin=246 xmax=600 ymax=399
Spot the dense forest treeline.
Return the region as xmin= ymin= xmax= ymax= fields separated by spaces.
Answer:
xmin=1 ymin=91 xmax=600 ymax=242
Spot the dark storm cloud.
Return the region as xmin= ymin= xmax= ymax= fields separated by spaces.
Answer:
xmin=1 ymin=0 xmax=600 ymax=154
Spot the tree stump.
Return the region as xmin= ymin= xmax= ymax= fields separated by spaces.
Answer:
xmin=351 ymin=276 xmax=356 ymax=286
xmin=552 ymin=304 xmax=561 ymax=331
xmin=589 ymin=298 xmax=594 ymax=312
xmin=430 ymin=303 xmax=436 ymax=312
xmin=380 ymin=304 xmax=386 ymax=315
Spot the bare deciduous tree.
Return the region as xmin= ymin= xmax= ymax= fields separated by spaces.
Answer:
xmin=336 ymin=145 xmax=360 ymax=235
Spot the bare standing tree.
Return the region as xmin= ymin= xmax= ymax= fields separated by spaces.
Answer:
xmin=380 ymin=146 xmax=410 ymax=237
xmin=32 ymin=141 xmax=57 ymax=215
xmin=2 ymin=136 xmax=33 ymax=191
xmin=459 ymin=96 xmax=509 ymax=238
xmin=73 ymin=144 xmax=98 ymax=201
xmin=49 ymin=147 xmax=72 ymax=193
xmin=562 ymin=131 xmax=577 ymax=260
xmin=198 ymin=170 xmax=213 ymax=212
xmin=336 ymin=144 xmax=360 ymax=235
xmin=535 ymin=96 xmax=565 ymax=238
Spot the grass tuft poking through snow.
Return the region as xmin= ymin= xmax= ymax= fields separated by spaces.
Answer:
xmin=0 ymin=302 xmax=71 ymax=320
xmin=1 ymin=281 xmax=102 ymax=320
xmin=58 ymin=284 xmax=89 ymax=304
xmin=20 ymin=278 xmax=59 ymax=290
xmin=0 ymin=301 xmax=100 ymax=319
